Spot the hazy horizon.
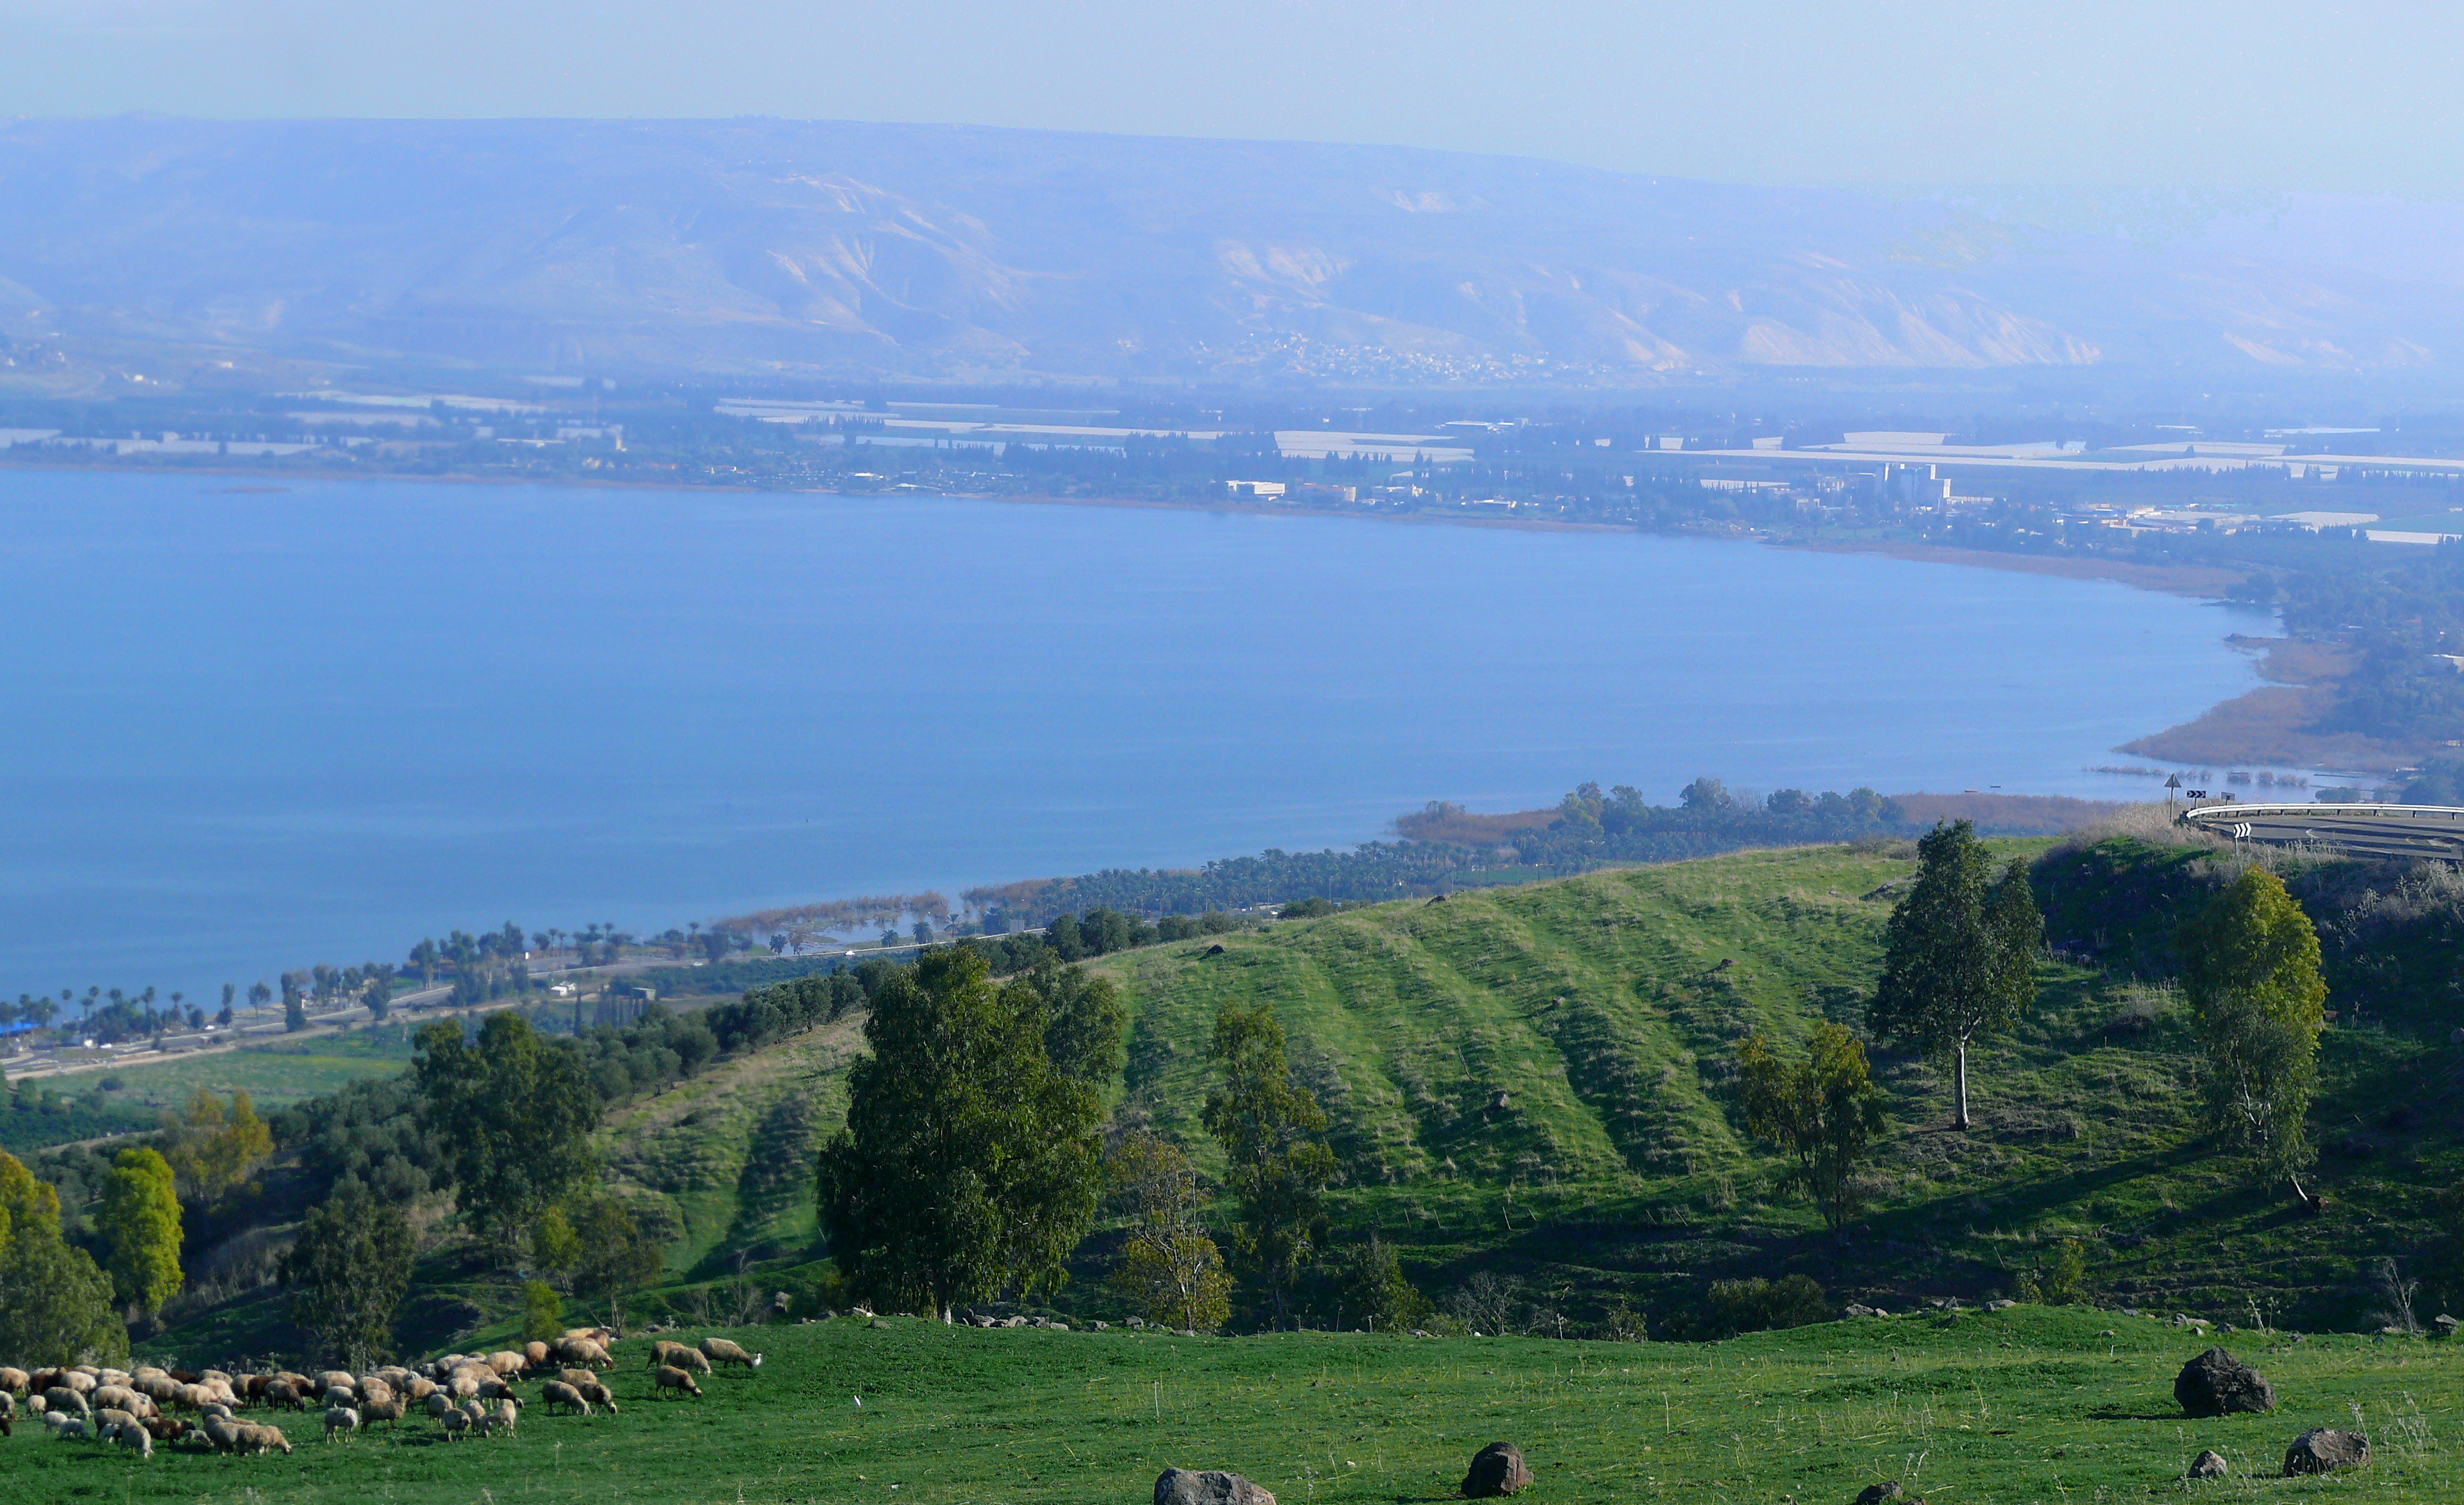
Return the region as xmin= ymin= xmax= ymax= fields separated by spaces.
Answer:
xmin=4 ymin=1 xmax=2459 ymax=198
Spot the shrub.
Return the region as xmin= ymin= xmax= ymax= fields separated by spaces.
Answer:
xmin=1704 ymin=1274 xmax=1828 ymax=1335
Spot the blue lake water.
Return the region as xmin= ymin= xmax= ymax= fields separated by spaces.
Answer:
xmin=2 ymin=472 xmax=2273 ymax=998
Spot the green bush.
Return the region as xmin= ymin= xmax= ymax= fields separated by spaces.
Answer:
xmin=1704 ymin=1274 xmax=1829 ymax=1336
xmin=520 ymin=1279 xmax=564 ymax=1343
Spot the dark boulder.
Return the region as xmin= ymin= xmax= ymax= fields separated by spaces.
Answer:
xmin=1155 ymin=1469 xmax=1276 ymax=1505
xmin=1854 ymin=1485 xmax=1922 ymax=1505
xmin=2187 ymin=1450 xmax=2227 ymax=1480
xmin=1461 ymin=1442 xmax=1533 ymax=1497
xmin=2173 ymin=1348 xmax=2274 ymax=1416
xmin=2284 ymin=1429 xmax=2369 ymax=1475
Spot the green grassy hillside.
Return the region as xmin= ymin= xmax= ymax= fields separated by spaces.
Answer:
xmin=1098 ymin=837 xmax=2464 ymax=1332
xmin=16 ymin=1309 xmax=2462 ymax=1505
xmin=135 ymin=829 xmax=2464 ymax=1365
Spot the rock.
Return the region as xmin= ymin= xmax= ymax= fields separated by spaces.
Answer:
xmin=2187 ymin=1450 xmax=2227 ymax=1480
xmin=2433 ymin=1314 xmax=2459 ymax=1338
xmin=1985 ymin=1299 xmax=2017 ymax=1311
xmin=868 ymin=1318 xmax=892 ymax=1330
xmin=2283 ymin=1429 xmax=2369 ymax=1475
xmin=2173 ymin=1348 xmax=2274 ymax=1417
xmin=2098 ymin=1330 xmax=2116 ymax=1339
xmin=1092 ymin=1321 xmax=1109 ymax=1331
xmin=1154 ymin=1469 xmax=1276 ymax=1505
xmin=1460 ymin=1441 xmax=1534 ymax=1497
xmin=1845 ymin=1304 xmax=1882 ymax=1318
xmin=1855 ymin=1485 xmax=1922 ymax=1505
xmin=1205 ymin=944 xmax=1226 ymax=956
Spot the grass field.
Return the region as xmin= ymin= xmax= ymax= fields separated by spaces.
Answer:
xmin=12 ymin=1308 xmax=2460 ymax=1503
xmin=67 ymin=1025 xmax=420 ymax=1113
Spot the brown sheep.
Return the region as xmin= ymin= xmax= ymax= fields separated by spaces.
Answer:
xmin=522 ymin=1340 xmax=552 ymax=1369
xmin=238 ymin=1421 xmax=292 ymax=1455
xmin=263 ymin=1380 xmax=307 ymax=1411
xmin=651 ymin=1365 xmax=702 ymax=1400
xmin=486 ymin=1351 xmax=526 ymax=1377
xmin=648 ymin=1340 xmax=710 ymax=1374
xmin=699 ymin=1337 xmax=763 ymax=1370
xmin=360 ymin=1395 xmax=406 ymax=1429
xmin=436 ymin=1408 xmax=471 ymax=1441
xmin=0 ymin=1368 xmax=27 ymax=1395
xmin=316 ymin=1370 xmax=356 ymax=1395
xmin=539 ymin=1380 xmax=591 ymax=1416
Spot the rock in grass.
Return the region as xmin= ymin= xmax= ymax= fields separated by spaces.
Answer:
xmin=2283 ymin=1429 xmax=2369 ymax=1475
xmin=1460 ymin=1441 xmax=1534 ymax=1497
xmin=1985 ymin=1299 xmax=2018 ymax=1311
xmin=2173 ymin=1348 xmax=2273 ymax=1416
xmin=1154 ymin=1468 xmax=1276 ymax=1505
xmin=2187 ymin=1450 xmax=2228 ymax=1480
xmin=2433 ymin=1314 xmax=2460 ymax=1339
xmin=1854 ymin=1484 xmax=1922 ymax=1505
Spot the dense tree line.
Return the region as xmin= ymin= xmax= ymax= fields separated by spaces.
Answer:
xmin=972 ymin=780 xmax=1904 ymax=924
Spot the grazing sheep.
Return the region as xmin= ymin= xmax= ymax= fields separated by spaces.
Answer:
xmin=43 ymin=1386 xmax=89 ymax=1417
xmin=198 ymin=1402 xmax=233 ymax=1423
xmin=357 ymin=1378 xmax=394 ymax=1408
xmin=539 ymin=1381 xmax=591 ymax=1417
xmin=142 ymin=1416 xmax=188 ymax=1443
xmin=317 ymin=1370 xmax=355 ymax=1395
xmin=117 ymin=1421 xmax=153 ymax=1458
xmin=26 ymin=1394 xmax=45 ymax=1415
xmin=436 ymin=1409 xmax=470 ymax=1441
xmin=523 ymin=1341 xmax=553 ymax=1369
xmin=486 ymin=1350 xmax=526 ymax=1377
xmin=561 ymin=1325 xmax=617 ymax=1346
xmin=649 ymin=1341 xmax=710 ymax=1374
xmin=242 ymin=1422 xmax=294 ymax=1455
xmin=51 ymin=1415 xmax=88 ymax=1441
xmin=700 ymin=1337 xmax=763 ymax=1370
xmin=402 ymin=1375 xmax=439 ymax=1403
xmin=263 ymin=1380 xmax=306 ymax=1411
xmin=447 ymin=1374 xmax=481 ymax=1401
xmin=60 ymin=1369 xmax=97 ymax=1394
xmin=651 ymin=1365 xmax=702 ymax=1400
xmin=323 ymin=1406 xmax=359 ymax=1440
xmin=554 ymin=1336 xmax=612 ymax=1368
xmin=359 ymin=1396 xmax=405 ymax=1429
xmin=560 ymin=1371 xmax=618 ymax=1412
xmin=323 ymin=1385 xmax=357 ymax=1410
xmin=488 ymin=1398 xmax=519 ymax=1438
xmin=0 ymin=1367 xmax=27 ymax=1394
xmin=97 ymin=1406 xmax=139 ymax=1435
xmin=426 ymin=1392 xmax=458 ymax=1420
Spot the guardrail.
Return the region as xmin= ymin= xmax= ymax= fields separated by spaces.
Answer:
xmin=2179 ymin=801 xmax=2464 ymax=860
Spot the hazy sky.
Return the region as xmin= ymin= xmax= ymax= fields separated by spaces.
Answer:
xmin=4 ymin=0 xmax=2457 ymax=193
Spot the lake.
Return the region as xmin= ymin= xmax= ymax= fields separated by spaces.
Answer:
xmin=1 ymin=472 xmax=2273 ymax=998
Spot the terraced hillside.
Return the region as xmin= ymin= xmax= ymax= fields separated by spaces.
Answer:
xmin=1096 ymin=838 xmax=2464 ymax=1331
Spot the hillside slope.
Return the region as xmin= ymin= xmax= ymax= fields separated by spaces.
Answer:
xmin=1098 ymin=839 xmax=2462 ymax=1331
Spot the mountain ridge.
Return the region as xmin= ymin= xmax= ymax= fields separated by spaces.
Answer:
xmin=4 ymin=117 xmax=2462 ymax=386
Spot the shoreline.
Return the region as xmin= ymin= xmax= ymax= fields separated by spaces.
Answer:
xmin=7 ymin=456 xmax=2338 ymax=772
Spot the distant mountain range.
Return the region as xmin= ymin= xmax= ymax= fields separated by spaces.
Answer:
xmin=1 ymin=117 xmax=2460 ymax=388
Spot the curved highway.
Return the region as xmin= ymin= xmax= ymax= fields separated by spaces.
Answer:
xmin=2178 ymin=801 xmax=2464 ymax=860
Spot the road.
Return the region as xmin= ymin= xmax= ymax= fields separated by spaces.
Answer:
xmin=2177 ymin=801 xmax=2464 ymax=860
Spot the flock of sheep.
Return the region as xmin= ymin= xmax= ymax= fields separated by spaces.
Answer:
xmin=0 ymin=1326 xmax=762 ymax=1462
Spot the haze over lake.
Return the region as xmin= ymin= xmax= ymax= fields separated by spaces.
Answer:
xmin=3 ymin=472 xmax=2272 ymax=997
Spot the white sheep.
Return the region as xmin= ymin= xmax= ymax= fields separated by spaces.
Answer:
xmin=699 ymin=1337 xmax=762 ymax=1370
xmin=648 ymin=1340 xmax=710 ymax=1374
xmin=323 ymin=1405 xmax=360 ymax=1441
xmin=51 ymin=1415 xmax=88 ymax=1441
xmin=116 ymin=1420 xmax=153 ymax=1458
xmin=539 ymin=1380 xmax=591 ymax=1416
xmin=0 ymin=1366 xmax=28 ymax=1394
xmin=317 ymin=1369 xmax=355 ymax=1395
xmin=487 ymin=1398 xmax=519 ymax=1438
xmin=651 ymin=1365 xmax=702 ymax=1400
xmin=486 ymin=1350 xmax=526 ymax=1377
